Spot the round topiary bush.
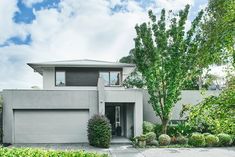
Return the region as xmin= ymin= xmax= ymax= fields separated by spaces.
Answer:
xmin=205 ymin=134 xmax=219 ymax=147
xmin=145 ymin=132 xmax=156 ymax=143
xmin=217 ymin=133 xmax=233 ymax=146
xmin=176 ymin=135 xmax=188 ymax=145
xmin=189 ymin=133 xmax=206 ymax=147
xmin=87 ymin=115 xmax=111 ymax=148
xmin=159 ymin=134 xmax=171 ymax=146
xmin=143 ymin=121 xmax=155 ymax=134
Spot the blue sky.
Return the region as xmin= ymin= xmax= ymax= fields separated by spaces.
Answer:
xmin=0 ymin=0 xmax=208 ymax=89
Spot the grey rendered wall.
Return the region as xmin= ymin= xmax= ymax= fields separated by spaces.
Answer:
xmin=3 ymin=89 xmax=98 ymax=144
xmin=143 ymin=90 xmax=221 ymax=124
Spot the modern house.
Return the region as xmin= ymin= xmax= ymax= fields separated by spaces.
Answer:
xmin=2 ymin=59 xmax=220 ymax=144
xmin=3 ymin=59 xmax=143 ymax=144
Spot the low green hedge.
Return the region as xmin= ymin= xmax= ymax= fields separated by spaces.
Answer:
xmin=0 ymin=147 xmax=108 ymax=157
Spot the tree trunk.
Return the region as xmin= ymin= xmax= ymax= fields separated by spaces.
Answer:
xmin=161 ymin=119 xmax=169 ymax=134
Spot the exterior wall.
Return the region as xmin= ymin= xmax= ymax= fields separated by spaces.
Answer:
xmin=143 ymin=90 xmax=221 ymax=124
xmin=3 ymin=89 xmax=98 ymax=144
xmin=43 ymin=67 xmax=55 ymax=89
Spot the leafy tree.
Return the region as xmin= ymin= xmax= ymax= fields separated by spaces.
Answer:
xmin=133 ymin=5 xmax=208 ymax=133
xmin=119 ymin=49 xmax=135 ymax=64
xmin=202 ymin=0 xmax=235 ymax=65
xmin=186 ymin=77 xmax=235 ymax=134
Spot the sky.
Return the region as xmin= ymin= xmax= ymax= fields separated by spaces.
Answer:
xmin=0 ymin=0 xmax=208 ymax=90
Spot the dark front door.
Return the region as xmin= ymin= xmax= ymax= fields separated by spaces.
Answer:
xmin=105 ymin=106 xmax=116 ymax=135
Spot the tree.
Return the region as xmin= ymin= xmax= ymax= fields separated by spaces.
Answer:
xmin=202 ymin=0 xmax=235 ymax=65
xmin=186 ymin=77 xmax=235 ymax=134
xmin=133 ymin=5 xmax=208 ymax=133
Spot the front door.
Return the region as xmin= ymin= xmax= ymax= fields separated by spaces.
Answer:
xmin=105 ymin=106 xmax=116 ymax=135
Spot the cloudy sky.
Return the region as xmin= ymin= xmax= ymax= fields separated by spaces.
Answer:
xmin=0 ymin=0 xmax=208 ymax=90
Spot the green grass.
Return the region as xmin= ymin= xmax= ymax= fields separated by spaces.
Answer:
xmin=0 ymin=147 xmax=108 ymax=157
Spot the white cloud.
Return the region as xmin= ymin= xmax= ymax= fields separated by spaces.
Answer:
xmin=22 ymin=0 xmax=44 ymax=7
xmin=0 ymin=0 xmax=205 ymax=90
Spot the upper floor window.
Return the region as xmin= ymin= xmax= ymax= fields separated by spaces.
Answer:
xmin=99 ymin=71 xmax=121 ymax=86
xmin=56 ymin=71 xmax=65 ymax=86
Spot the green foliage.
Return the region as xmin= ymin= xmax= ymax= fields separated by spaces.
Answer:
xmin=205 ymin=134 xmax=219 ymax=147
xmin=0 ymin=147 xmax=107 ymax=157
xmin=217 ymin=133 xmax=233 ymax=146
xmin=145 ymin=132 xmax=156 ymax=143
xmin=201 ymin=0 xmax=235 ymax=65
xmin=149 ymin=140 xmax=159 ymax=146
xmin=0 ymin=95 xmax=3 ymax=109
xmin=87 ymin=115 xmax=111 ymax=148
xmin=143 ymin=121 xmax=155 ymax=134
xmin=176 ymin=135 xmax=188 ymax=145
xmin=159 ymin=134 xmax=171 ymax=146
xmin=155 ymin=123 xmax=195 ymax=137
xmin=189 ymin=133 xmax=206 ymax=147
xmin=187 ymin=77 xmax=235 ymax=135
xmin=133 ymin=4 xmax=207 ymax=133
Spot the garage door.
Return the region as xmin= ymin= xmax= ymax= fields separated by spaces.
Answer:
xmin=14 ymin=110 xmax=89 ymax=143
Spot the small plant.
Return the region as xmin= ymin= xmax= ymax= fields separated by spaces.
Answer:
xmin=143 ymin=121 xmax=155 ymax=134
xmin=176 ymin=135 xmax=188 ymax=145
xmin=159 ymin=134 xmax=171 ymax=146
xmin=137 ymin=135 xmax=147 ymax=148
xmin=145 ymin=132 xmax=156 ymax=143
xmin=87 ymin=115 xmax=111 ymax=148
xmin=189 ymin=133 xmax=206 ymax=147
xmin=171 ymin=136 xmax=177 ymax=144
xmin=217 ymin=133 xmax=233 ymax=146
xmin=205 ymin=134 xmax=219 ymax=147
xmin=203 ymin=133 xmax=211 ymax=137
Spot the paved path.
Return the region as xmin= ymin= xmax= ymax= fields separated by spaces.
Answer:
xmin=10 ymin=144 xmax=235 ymax=157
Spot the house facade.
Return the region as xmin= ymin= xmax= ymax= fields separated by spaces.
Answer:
xmin=3 ymin=59 xmax=143 ymax=144
xmin=2 ymin=59 xmax=220 ymax=144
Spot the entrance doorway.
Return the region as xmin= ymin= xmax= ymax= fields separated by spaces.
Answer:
xmin=105 ymin=103 xmax=134 ymax=138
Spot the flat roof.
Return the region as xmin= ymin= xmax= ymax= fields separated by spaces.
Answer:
xmin=28 ymin=59 xmax=135 ymax=74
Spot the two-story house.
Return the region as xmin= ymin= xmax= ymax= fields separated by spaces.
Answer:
xmin=2 ymin=59 xmax=143 ymax=144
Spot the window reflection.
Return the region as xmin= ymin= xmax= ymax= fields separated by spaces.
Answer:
xmin=56 ymin=71 xmax=65 ymax=86
xmin=110 ymin=72 xmax=120 ymax=85
xmin=99 ymin=72 xmax=110 ymax=86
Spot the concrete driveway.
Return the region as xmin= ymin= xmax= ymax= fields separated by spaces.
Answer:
xmin=10 ymin=144 xmax=235 ymax=157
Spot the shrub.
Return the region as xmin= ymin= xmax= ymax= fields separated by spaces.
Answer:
xmin=143 ymin=121 xmax=155 ymax=134
xmin=205 ymin=134 xmax=219 ymax=147
xmin=145 ymin=132 xmax=156 ymax=143
xmin=0 ymin=147 xmax=107 ymax=157
xmin=87 ymin=115 xmax=111 ymax=148
xmin=176 ymin=135 xmax=188 ymax=145
xmin=217 ymin=133 xmax=233 ymax=146
xmin=189 ymin=133 xmax=205 ymax=147
xmin=159 ymin=134 xmax=171 ymax=146
xmin=154 ymin=124 xmax=162 ymax=137
xmin=149 ymin=140 xmax=159 ymax=146
xmin=171 ymin=136 xmax=177 ymax=144
xmin=203 ymin=133 xmax=211 ymax=137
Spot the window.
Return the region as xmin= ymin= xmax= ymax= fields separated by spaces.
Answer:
xmin=56 ymin=71 xmax=65 ymax=86
xmin=110 ymin=72 xmax=120 ymax=86
xmin=99 ymin=72 xmax=109 ymax=86
xmin=99 ymin=71 xmax=121 ymax=86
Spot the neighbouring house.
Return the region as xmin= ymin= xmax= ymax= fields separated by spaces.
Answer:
xmin=2 ymin=59 xmax=220 ymax=144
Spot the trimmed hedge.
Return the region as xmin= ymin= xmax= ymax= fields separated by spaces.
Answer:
xmin=189 ymin=133 xmax=206 ymax=147
xmin=0 ymin=147 xmax=108 ymax=157
xmin=88 ymin=115 xmax=111 ymax=148
xmin=176 ymin=135 xmax=188 ymax=145
xmin=217 ymin=133 xmax=233 ymax=146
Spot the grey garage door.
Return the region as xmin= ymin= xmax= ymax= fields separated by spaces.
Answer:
xmin=14 ymin=110 xmax=89 ymax=143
